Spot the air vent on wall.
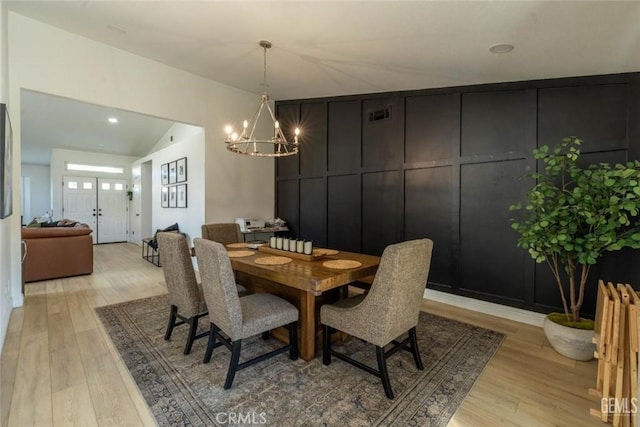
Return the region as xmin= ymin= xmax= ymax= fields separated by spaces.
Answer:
xmin=368 ymin=106 xmax=392 ymax=123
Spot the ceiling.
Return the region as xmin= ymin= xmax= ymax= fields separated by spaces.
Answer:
xmin=8 ymin=1 xmax=640 ymax=164
xmin=20 ymin=90 xmax=175 ymax=165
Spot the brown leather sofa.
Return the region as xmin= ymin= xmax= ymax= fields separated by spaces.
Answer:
xmin=22 ymin=226 xmax=94 ymax=283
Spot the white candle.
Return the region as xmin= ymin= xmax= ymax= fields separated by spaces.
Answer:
xmin=296 ymin=240 xmax=304 ymax=253
xmin=270 ymin=236 xmax=276 ymax=248
xmin=283 ymin=238 xmax=290 ymax=251
xmin=289 ymin=240 xmax=297 ymax=252
xmin=276 ymin=237 xmax=283 ymax=250
xmin=304 ymin=240 xmax=312 ymax=255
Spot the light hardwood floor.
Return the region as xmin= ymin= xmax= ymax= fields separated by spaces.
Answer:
xmin=1 ymin=243 xmax=603 ymax=426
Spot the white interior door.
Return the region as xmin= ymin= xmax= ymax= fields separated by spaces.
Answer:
xmin=63 ymin=176 xmax=98 ymax=244
xmin=97 ymin=178 xmax=128 ymax=243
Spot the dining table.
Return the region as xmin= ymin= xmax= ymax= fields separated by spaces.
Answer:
xmin=227 ymin=246 xmax=381 ymax=361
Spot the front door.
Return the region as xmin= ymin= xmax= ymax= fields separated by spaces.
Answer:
xmin=97 ymin=178 xmax=128 ymax=243
xmin=63 ymin=176 xmax=98 ymax=243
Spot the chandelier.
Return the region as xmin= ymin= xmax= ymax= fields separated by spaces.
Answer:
xmin=224 ymin=40 xmax=300 ymax=157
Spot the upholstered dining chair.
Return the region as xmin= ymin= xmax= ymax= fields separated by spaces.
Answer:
xmin=321 ymin=238 xmax=434 ymax=399
xmin=156 ymin=232 xmax=209 ymax=355
xmin=201 ymin=223 xmax=243 ymax=246
xmin=194 ymin=238 xmax=299 ymax=389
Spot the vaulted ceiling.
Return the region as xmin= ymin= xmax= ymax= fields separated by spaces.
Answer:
xmin=8 ymin=1 xmax=640 ymax=163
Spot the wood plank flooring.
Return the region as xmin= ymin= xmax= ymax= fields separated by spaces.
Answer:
xmin=1 ymin=243 xmax=603 ymax=426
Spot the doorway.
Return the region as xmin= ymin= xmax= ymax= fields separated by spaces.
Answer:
xmin=63 ymin=176 xmax=128 ymax=243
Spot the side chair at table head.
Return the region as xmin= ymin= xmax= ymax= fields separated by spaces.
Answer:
xmin=201 ymin=223 xmax=242 ymax=246
xmin=156 ymin=232 xmax=209 ymax=355
xmin=194 ymin=238 xmax=299 ymax=390
xmin=320 ymin=238 xmax=434 ymax=399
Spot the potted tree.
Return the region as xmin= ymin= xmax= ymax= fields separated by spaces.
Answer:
xmin=510 ymin=137 xmax=640 ymax=360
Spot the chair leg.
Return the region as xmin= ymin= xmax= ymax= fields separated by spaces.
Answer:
xmin=164 ymin=305 xmax=178 ymax=340
xmin=203 ymin=323 xmax=218 ymax=363
xmin=288 ymin=322 xmax=298 ymax=361
xmin=261 ymin=331 xmax=270 ymax=340
xmin=322 ymin=325 xmax=331 ymax=366
xmin=408 ymin=327 xmax=424 ymax=370
xmin=376 ymin=346 xmax=394 ymax=399
xmin=224 ymin=340 xmax=242 ymax=390
xmin=183 ymin=316 xmax=199 ymax=355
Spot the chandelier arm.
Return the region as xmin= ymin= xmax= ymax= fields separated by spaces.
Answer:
xmin=248 ymin=101 xmax=266 ymax=141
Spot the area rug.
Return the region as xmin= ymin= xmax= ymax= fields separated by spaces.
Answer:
xmin=96 ymin=295 xmax=504 ymax=426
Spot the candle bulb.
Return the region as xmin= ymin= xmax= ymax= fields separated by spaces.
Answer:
xmin=294 ymin=127 xmax=300 ymax=144
xmin=274 ymin=120 xmax=280 ymax=139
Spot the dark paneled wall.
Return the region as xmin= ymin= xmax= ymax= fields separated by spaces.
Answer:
xmin=275 ymin=73 xmax=640 ymax=316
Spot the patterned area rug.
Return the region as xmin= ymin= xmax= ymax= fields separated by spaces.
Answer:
xmin=96 ymin=295 xmax=504 ymax=426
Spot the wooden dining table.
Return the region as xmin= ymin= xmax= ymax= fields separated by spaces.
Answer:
xmin=228 ymin=247 xmax=381 ymax=361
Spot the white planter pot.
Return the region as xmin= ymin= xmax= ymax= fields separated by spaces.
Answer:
xmin=543 ymin=315 xmax=595 ymax=361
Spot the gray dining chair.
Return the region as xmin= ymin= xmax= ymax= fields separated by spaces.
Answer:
xmin=320 ymin=238 xmax=434 ymax=399
xmin=194 ymin=238 xmax=299 ymax=389
xmin=156 ymin=232 xmax=209 ymax=355
xmin=201 ymin=223 xmax=243 ymax=246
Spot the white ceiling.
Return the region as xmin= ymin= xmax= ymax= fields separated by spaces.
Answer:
xmin=8 ymin=1 xmax=640 ymax=164
xmin=20 ymin=90 xmax=175 ymax=165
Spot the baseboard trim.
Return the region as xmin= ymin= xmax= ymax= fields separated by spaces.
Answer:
xmin=424 ymin=289 xmax=546 ymax=327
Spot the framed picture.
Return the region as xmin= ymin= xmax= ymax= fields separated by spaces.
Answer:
xmin=177 ymin=184 xmax=187 ymax=208
xmin=169 ymin=185 xmax=177 ymax=208
xmin=169 ymin=161 xmax=177 ymax=184
xmin=176 ymin=157 xmax=187 ymax=183
xmin=161 ymin=187 xmax=169 ymax=208
xmin=161 ymin=163 xmax=169 ymax=185
xmin=0 ymin=104 xmax=13 ymax=219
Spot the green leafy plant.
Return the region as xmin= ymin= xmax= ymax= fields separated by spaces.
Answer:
xmin=510 ymin=137 xmax=640 ymax=324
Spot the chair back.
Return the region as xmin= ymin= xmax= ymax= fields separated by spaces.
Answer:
xmin=194 ymin=238 xmax=243 ymax=339
xmin=156 ymin=232 xmax=202 ymax=318
xmin=201 ymin=223 xmax=242 ymax=246
xmin=359 ymin=239 xmax=433 ymax=344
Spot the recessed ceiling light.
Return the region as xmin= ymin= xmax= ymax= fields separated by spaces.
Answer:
xmin=108 ymin=117 xmax=118 ymax=124
xmin=489 ymin=43 xmax=515 ymax=54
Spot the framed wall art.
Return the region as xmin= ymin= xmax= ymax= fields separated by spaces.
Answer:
xmin=177 ymin=184 xmax=187 ymax=208
xmin=0 ymin=104 xmax=13 ymax=219
xmin=176 ymin=157 xmax=187 ymax=183
xmin=169 ymin=161 xmax=177 ymax=184
xmin=161 ymin=187 xmax=169 ymax=208
xmin=161 ymin=163 xmax=169 ymax=185
xmin=169 ymin=185 xmax=177 ymax=208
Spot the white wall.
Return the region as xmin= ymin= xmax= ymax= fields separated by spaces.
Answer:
xmin=0 ymin=0 xmax=13 ymax=354
xmin=147 ymin=122 xmax=202 ymax=155
xmin=20 ymin=163 xmax=50 ymax=221
xmin=133 ymin=128 xmax=205 ymax=246
xmin=7 ymin=13 xmax=275 ymax=315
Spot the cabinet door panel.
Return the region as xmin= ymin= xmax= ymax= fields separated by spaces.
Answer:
xmin=300 ymin=103 xmax=326 ymax=177
xmin=328 ymin=175 xmax=361 ymax=252
xmin=405 ymin=94 xmax=458 ymax=162
xmin=362 ymin=171 xmax=400 ymax=255
xmin=328 ymin=100 xmax=361 ymax=173
xmin=459 ymin=160 xmax=526 ymax=300
xmin=300 ymin=178 xmax=326 ymax=247
xmin=405 ymin=166 xmax=453 ymax=286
